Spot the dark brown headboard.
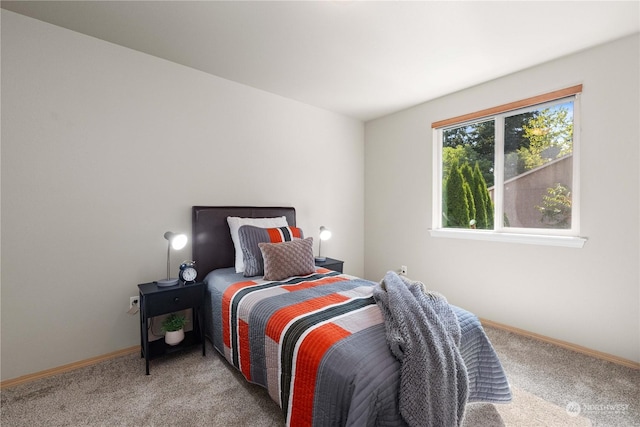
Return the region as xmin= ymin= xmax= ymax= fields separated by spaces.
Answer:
xmin=192 ymin=206 xmax=296 ymax=277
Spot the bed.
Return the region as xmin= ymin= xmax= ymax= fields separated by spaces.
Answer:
xmin=192 ymin=206 xmax=511 ymax=426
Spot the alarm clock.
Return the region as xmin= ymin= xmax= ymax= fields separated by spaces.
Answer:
xmin=179 ymin=261 xmax=197 ymax=284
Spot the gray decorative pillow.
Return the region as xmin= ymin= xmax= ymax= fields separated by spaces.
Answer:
xmin=227 ymin=216 xmax=288 ymax=273
xmin=259 ymin=237 xmax=316 ymax=281
xmin=238 ymin=225 xmax=304 ymax=277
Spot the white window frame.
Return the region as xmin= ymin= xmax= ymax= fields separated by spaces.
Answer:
xmin=430 ymin=90 xmax=587 ymax=248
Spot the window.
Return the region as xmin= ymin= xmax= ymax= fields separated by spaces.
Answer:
xmin=431 ymin=86 xmax=586 ymax=248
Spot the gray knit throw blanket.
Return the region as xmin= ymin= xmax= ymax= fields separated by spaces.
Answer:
xmin=373 ymin=271 xmax=468 ymax=427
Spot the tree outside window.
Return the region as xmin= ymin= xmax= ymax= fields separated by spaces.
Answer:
xmin=440 ymin=99 xmax=575 ymax=231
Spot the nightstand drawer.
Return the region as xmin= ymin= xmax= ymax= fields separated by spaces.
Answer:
xmin=144 ymin=285 xmax=203 ymax=317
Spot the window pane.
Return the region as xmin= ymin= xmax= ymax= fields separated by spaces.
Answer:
xmin=503 ymin=102 xmax=574 ymax=229
xmin=442 ymin=120 xmax=495 ymax=229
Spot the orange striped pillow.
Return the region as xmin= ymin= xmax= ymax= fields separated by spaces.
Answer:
xmin=239 ymin=225 xmax=304 ymax=277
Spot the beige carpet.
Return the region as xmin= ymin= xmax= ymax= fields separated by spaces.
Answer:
xmin=494 ymin=387 xmax=591 ymax=427
xmin=484 ymin=326 xmax=639 ymax=427
xmin=1 ymin=326 xmax=637 ymax=426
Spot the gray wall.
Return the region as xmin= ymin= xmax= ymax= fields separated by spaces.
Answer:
xmin=2 ymin=9 xmax=638 ymax=382
xmin=1 ymin=10 xmax=365 ymax=381
xmin=365 ymin=34 xmax=639 ymax=363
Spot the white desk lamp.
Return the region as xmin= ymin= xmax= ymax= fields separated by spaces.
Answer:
xmin=157 ymin=231 xmax=187 ymax=287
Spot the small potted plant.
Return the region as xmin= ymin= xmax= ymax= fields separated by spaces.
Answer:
xmin=161 ymin=313 xmax=187 ymax=346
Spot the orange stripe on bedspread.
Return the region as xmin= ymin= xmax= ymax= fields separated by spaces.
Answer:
xmin=222 ymin=280 xmax=258 ymax=348
xmin=238 ymin=319 xmax=252 ymax=380
xmin=288 ymin=323 xmax=351 ymax=426
xmin=283 ymin=275 xmax=347 ymax=292
xmin=265 ymin=294 xmax=349 ymax=342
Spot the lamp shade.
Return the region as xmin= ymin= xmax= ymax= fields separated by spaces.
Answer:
xmin=165 ymin=231 xmax=187 ymax=250
xmin=158 ymin=231 xmax=187 ymax=287
xmin=319 ymin=226 xmax=332 ymax=241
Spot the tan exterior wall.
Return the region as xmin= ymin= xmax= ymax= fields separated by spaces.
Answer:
xmin=491 ymin=155 xmax=573 ymax=228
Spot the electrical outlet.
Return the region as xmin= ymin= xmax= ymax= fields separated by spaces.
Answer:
xmin=129 ymin=296 xmax=139 ymax=311
xmin=400 ymin=265 xmax=408 ymax=275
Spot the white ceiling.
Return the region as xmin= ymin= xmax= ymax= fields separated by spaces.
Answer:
xmin=2 ymin=1 xmax=639 ymax=121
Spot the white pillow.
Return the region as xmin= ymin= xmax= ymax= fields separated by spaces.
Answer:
xmin=227 ymin=216 xmax=288 ymax=273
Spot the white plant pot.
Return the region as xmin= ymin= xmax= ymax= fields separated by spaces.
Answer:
xmin=164 ymin=329 xmax=185 ymax=346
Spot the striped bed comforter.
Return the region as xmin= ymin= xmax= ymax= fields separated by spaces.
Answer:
xmin=204 ymin=268 xmax=511 ymax=426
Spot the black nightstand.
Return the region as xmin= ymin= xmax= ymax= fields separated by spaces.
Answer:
xmin=137 ymin=281 xmax=205 ymax=375
xmin=315 ymin=257 xmax=344 ymax=273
